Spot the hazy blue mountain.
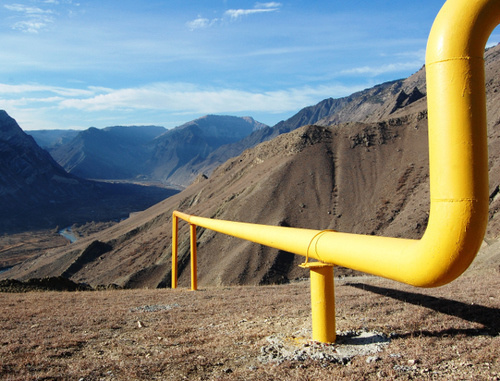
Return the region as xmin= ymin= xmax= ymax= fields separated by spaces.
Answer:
xmin=47 ymin=115 xmax=267 ymax=187
xmin=49 ymin=125 xmax=166 ymax=180
xmin=0 ymin=112 xmax=176 ymax=233
xmin=147 ymin=115 xmax=267 ymax=187
xmin=27 ymin=129 xmax=80 ymax=150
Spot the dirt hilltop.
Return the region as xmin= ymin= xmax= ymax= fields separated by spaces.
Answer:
xmin=4 ymin=44 xmax=500 ymax=289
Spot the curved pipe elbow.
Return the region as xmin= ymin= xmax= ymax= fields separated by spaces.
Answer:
xmin=313 ymin=0 xmax=495 ymax=287
xmin=311 ymin=199 xmax=488 ymax=288
xmin=409 ymin=199 xmax=488 ymax=287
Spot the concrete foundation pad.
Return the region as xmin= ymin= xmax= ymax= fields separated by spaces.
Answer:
xmin=259 ymin=330 xmax=390 ymax=364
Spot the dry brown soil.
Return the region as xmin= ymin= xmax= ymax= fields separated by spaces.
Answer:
xmin=0 ymin=258 xmax=498 ymax=380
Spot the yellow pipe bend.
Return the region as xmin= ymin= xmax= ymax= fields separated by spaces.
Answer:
xmin=174 ymin=0 xmax=498 ymax=288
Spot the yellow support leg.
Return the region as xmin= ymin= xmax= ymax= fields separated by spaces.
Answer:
xmin=301 ymin=262 xmax=336 ymax=343
xmin=172 ymin=214 xmax=178 ymax=289
xmin=190 ymin=224 xmax=198 ymax=291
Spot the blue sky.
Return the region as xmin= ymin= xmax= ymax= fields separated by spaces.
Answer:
xmin=1 ymin=1 xmax=499 ymax=131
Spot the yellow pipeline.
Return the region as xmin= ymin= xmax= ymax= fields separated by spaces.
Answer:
xmin=172 ymin=0 xmax=497 ymax=342
xmin=173 ymin=0 xmax=495 ymax=301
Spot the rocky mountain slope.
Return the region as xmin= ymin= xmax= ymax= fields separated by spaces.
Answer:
xmin=0 ymin=112 xmax=177 ymax=233
xmin=4 ymin=44 xmax=500 ymax=288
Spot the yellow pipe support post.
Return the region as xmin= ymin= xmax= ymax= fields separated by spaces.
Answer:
xmin=301 ymin=262 xmax=336 ymax=343
xmin=171 ymin=214 xmax=178 ymax=289
xmin=190 ymin=224 xmax=198 ymax=291
xmin=171 ymin=0 xmax=499 ymax=342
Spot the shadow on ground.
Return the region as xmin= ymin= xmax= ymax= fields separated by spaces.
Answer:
xmin=347 ymin=283 xmax=500 ymax=337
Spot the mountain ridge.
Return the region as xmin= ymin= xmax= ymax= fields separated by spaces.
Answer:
xmin=187 ymin=69 xmax=427 ymax=181
xmin=40 ymin=115 xmax=267 ymax=187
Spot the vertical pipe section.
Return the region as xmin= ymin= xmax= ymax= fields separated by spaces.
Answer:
xmin=172 ymin=214 xmax=178 ymax=289
xmin=190 ymin=224 xmax=198 ymax=291
xmin=308 ymin=263 xmax=335 ymax=343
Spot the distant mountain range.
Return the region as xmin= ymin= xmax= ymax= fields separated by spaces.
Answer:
xmin=189 ymin=69 xmax=427 ymax=179
xmin=28 ymin=115 xmax=267 ymax=188
xmin=27 ymin=129 xmax=80 ymax=150
xmin=26 ymin=76 xmax=427 ymax=190
xmin=5 ymin=44 xmax=500 ymax=287
xmin=46 ymin=125 xmax=166 ymax=180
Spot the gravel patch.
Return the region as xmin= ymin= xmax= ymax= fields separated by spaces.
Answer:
xmin=129 ymin=303 xmax=180 ymax=313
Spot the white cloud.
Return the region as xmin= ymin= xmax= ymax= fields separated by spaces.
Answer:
xmin=55 ymin=82 xmax=363 ymax=115
xmin=186 ymin=17 xmax=209 ymax=30
xmin=186 ymin=16 xmax=220 ymax=31
xmin=340 ymin=62 xmax=422 ymax=77
xmin=256 ymin=2 xmax=282 ymax=8
xmin=0 ymin=83 xmax=97 ymax=97
xmin=4 ymin=4 xmax=53 ymax=14
xmin=187 ymin=2 xmax=281 ymax=30
xmin=225 ymin=8 xmax=276 ymax=20
xmin=12 ymin=20 xmax=46 ymax=33
xmin=4 ymin=1 xmax=80 ymax=33
xmin=4 ymin=3 xmax=55 ymax=33
xmin=225 ymin=2 xmax=281 ymax=20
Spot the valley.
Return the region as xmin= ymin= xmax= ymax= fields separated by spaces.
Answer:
xmin=0 ymin=221 xmax=118 ymax=272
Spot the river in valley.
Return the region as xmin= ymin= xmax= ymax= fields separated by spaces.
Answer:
xmin=58 ymin=227 xmax=78 ymax=243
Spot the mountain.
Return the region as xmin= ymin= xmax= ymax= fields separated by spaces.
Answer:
xmin=46 ymin=115 xmax=266 ymax=187
xmin=147 ymin=115 xmax=267 ymax=187
xmin=183 ymin=67 xmax=427 ymax=181
xmin=0 ymin=119 xmax=430 ymax=287
xmin=0 ymin=112 xmax=177 ymax=233
xmin=5 ymin=44 xmax=500 ymax=288
xmin=48 ymin=125 xmax=166 ymax=180
xmin=27 ymin=129 xmax=80 ymax=150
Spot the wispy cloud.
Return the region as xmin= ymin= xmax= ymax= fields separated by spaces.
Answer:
xmin=4 ymin=1 xmax=79 ymax=33
xmin=4 ymin=3 xmax=55 ymax=33
xmin=256 ymin=2 xmax=282 ymax=8
xmin=225 ymin=2 xmax=281 ymax=20
xmin=340 ymin=61 xmax=422 ymax=77
xmin=4 ymin=4 xmax=53 ymax=14
xmin=0 ymin=83 xmax=97 ymax=97
xmin=1 ymin=80 xmax=363 ymax=119
xmin=186 ymin=16 xmax=219 ymax=31
xmin=56 ymin=82 xmax=361 ymax=114
xmin=186 ymin=2 xmax=282 ymax=30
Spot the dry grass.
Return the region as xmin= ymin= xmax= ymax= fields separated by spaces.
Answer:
xmin=0 ymin=230 xmax=68 ymax=270
xmin=0 ymin=265 xmax=499 ymax=381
